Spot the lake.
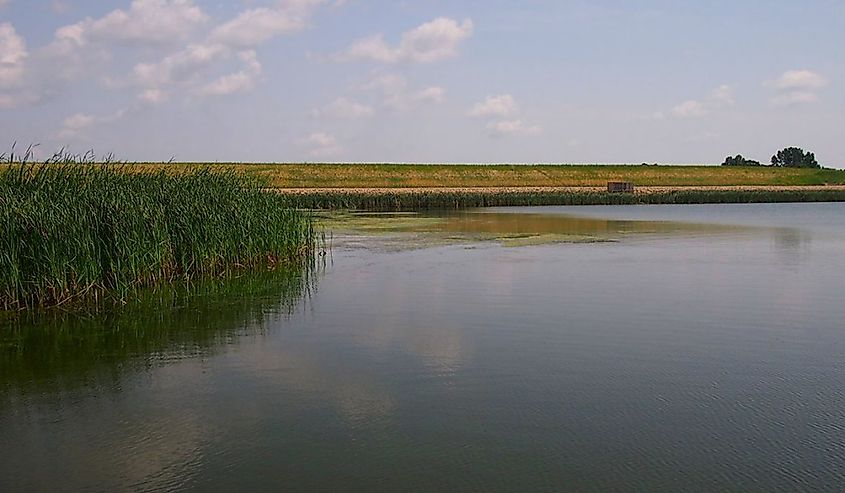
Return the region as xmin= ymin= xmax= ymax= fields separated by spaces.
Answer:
xmin=2 ymin=203 xmax=845 ymax=492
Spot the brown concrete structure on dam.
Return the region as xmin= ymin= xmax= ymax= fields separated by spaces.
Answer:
xmin=607 ymin=182 xmax=635 ymax=193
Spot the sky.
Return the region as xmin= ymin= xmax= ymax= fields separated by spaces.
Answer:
xmin=0 ymin=0 xmax=843 ymax=165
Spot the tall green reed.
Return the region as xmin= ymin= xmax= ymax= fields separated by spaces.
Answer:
xmin=1 ymin=160 xmax=314 ymax=310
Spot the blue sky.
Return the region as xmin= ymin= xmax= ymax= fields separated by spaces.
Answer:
xmin=1 ymin=1 xmax=843 ymax=165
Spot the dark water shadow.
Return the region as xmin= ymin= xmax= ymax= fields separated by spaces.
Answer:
xmin=0 ymin=262 xmax=320 ymax=401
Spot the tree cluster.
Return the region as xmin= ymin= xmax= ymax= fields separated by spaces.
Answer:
xmin=771 ymin=147 xmax=819 ymax=168
xmin=722 ymin=155 xmax=761 ymax=167
xmin=722 ymin=147 xmax=820 ymax=168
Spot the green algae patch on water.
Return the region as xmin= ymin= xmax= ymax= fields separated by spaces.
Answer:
xmin=315 ymin=211 xmax=446 ymax=233
xmin=497 ymin=233 xmax=616 ymax=248
xmin=316 ymin=210 xmax=731 ymax=251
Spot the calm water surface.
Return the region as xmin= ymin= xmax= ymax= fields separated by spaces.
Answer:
xmin=2 ymin=203 xmax=845 ymax=492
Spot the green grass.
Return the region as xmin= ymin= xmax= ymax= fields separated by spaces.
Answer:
xmin=165 ymin=163 xmax=845 ymax=188
xmin=0 ymin=162 xmax=315 ymax=311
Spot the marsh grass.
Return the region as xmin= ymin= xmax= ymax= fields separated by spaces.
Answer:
xmin=281 ymin=189 xmax=845 ymax=212
xmin=0 ymin=159 xmax=314 ymax=311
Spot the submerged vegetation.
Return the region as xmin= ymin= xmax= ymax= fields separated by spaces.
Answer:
xmin=0 ymin=155 xmax=314 ymax=311
xmin=317 ymin=210 xmax=754 ymax=251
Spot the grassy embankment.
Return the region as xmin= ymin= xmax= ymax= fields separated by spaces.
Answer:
xmin=0 ymin=163 xmax=315 ymax=311
xmin=128 ymin=163 xmax=845 ymax=188
xmin=122 ymin=163 xmax=845 ymax=211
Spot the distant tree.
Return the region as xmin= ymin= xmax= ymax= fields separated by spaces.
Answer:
xmin=722 ymin=155 xmax=762 ymax=166
xmin=771 ymin=147 xmax=819 ymax=168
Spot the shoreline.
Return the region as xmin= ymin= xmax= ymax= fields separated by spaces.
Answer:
xmin=276 ymin=185 xmax=845 ymax=195
xmin=274 ymin=185 xmax=845 ymax=211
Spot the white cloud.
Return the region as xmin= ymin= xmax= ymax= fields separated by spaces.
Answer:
xmin=771 ymin=91 xmax=820 ymax=106
xmin=197 ymin=50 xmax=262 ymax=97
xmin=709 ymin=84 xmax=735 ymax=107
xmin=670 ymin=100 xmax=708 ymax=118
xmin=0 ymin=22 xmax=27 ymax=89
xmin=55 ymin=0 xmax=208 ymax=48
xmin=341 ymin=17 xmax=473 ymax=64
xmin=770 ymin=70 xmax=828 ymax=91
xmin=0 ymin=0 xmax=11 ymax=8
xmin=487 ymin=119 xmax=541 ymax=137
xmin=61 ymin=112 xmax=96 ymax=133
xmin=363 ymin=73 xmax=446 ymax=111
xmin=669 ymin=84 xmax=734 ymax=119
xmin=210 ymin=1 xmax=324 ymax=49
xmin=40 ymin=0 xmax=208 ymax=85
xmin=133 ymin=43 xmax=228 ymax=89
xmin=0 ymin=22 xmax=32 ymax=108
xmin=468 ymin=94 xmax=540 ymax=137
xmin=133 ymin=44 xmax=264 ymax=100
xmin=0 ymin=89 xmax=40 ymax=109
xmin=59 ymin=108 xmax=128 ymax=138
xmin=129 ymin=1 xmax=328 ymax=101
xmin=344 ymin=36 xmax=397 ymax=63
xmin=302 ymin=131 xmax=342 ymax=158
xmin=399 ymin=17 xmax=474 ymax=63
xmin=767 ymin=70 xmax=828 ymax=106
xmin=2 ymin=0 xmax=334 ymax=115
xmin=468 ymin=94 xmax=518 ymax=118
xmin=314 ymin=97 xmax=374 ymax=119
xmin=363 ymin=73 xmax=408 ymax=108
xmin=414 ymin=86 xmax=445 ymax=104
xmin=2 ymin=0 xmax=337 ymax=121
xmin=138 ymin=88 xmax=167 ymax=104
xmin=52 ymin=22 xmax=86 ymax=50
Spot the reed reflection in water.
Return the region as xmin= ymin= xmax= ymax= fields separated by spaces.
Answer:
xmin=0 ymin=263 xmax=318 ymax=399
